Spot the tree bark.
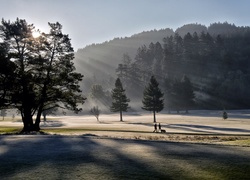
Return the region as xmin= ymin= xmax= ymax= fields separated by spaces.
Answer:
xmin=21 ymin=110 xmax=34 ymax=132
xmin=34 ymin=105 xmax=43 ymax=131
xmin=120 ymin=110 xmax=123 ymax=121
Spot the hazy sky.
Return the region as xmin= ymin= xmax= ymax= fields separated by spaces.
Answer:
xmin=0 ymin=0 xmax=250 ymax=50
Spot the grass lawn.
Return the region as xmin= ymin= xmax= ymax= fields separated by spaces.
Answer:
xmin=0 ymin=135 xmax=250 ymax=180
xmin=1 ymin=111 xmax=250 ymax=179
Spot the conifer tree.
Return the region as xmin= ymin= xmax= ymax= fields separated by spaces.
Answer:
xmin=0 ymin=19 xmax=86 ymax=132
xmin=142 ymin=76 xmax=164 ymax=122
xmin=181 ymin=75 xmax=195 ymax=113
xmin=110 ymin=78 xmax=130 ymax=121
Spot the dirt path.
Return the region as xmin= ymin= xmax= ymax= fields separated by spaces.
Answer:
xmin=0 ymin=135 xmax=250 ymax=179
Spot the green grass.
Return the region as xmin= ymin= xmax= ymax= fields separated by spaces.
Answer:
xmin=0 ymin=127 xmax=21 ymax=134
xmin=42 ymin=127 xmax=148 ymax=134
xmin=42 ymin=128 xmax=89 ymax=134
xmin=220 ymin=139 xmax=250 ymax=146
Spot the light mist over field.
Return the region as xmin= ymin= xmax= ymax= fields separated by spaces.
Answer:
xmin=1 ymin=1 xmax=250 ymax=179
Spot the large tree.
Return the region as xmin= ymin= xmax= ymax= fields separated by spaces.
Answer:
xmin=142 ymin=76 xmax=164 ymax=123
xmin=110 ymin=78 xmax=130 ymax=121
xmin=0 ymin=42 xmax=16 ymax=108
xmin=0 ymin=18 xmax=85 ymax=132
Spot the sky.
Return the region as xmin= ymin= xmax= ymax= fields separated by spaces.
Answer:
xmin=0 ymin=0 xmax=250 ymax=51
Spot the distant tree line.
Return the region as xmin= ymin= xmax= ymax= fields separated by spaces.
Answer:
xmin=116 ymin=24 xmax=250 ymax=109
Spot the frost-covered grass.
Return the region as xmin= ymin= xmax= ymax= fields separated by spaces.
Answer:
xmin=1 ymin=110 xmax=250 ymax=179
xmin=0 ymin=136 xmax=250 ymax=179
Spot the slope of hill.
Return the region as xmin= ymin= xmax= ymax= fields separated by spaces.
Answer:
xmin=75 ymin=22 xmax=250 ymax=110
xmin=75 ymin=28 xmax=174 ymax=78
xmin=75 ymin=22 xmax=241 ymax=82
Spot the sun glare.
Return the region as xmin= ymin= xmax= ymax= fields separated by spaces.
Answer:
xmin=32 ymin=31 xmax=40 ymax=38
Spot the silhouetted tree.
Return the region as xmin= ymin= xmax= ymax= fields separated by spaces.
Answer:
xmin=0 ymin=43 xmax=16 ymax=108
xmin=33 ymin=22 xmax=86 ymax=131
xmin=0 ymin=18 xmax=86 ymax=132
xmin=142 ymin=76 xmax=164 ymax=122
xmin=0 ymin=109 xmax=7 ymax=120
xmin=110 ymin=78 xmax=130 ymax=121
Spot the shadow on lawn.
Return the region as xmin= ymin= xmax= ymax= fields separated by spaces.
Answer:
xmin=40 ymin=120 xmax=64 ymax=127
xmin=0 ymin=136 xmax=250 ymax=179
xmin=166 ymin=124 xmax=250 ymax=134
xmin=160 ymin=110 xmax=250 ymax=120
xmin=0 ymin=136 xmax=169 ymax=179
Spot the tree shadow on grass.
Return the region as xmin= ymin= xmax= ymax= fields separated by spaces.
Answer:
xmin=0 ymin=136 xmax=250 ymax=179
xmin=0 ymin=136 xmax=169 ymax=179
xmin=40 ymin=120 xmax=65 ymax=127
xmin=177 ymin=110 xmax=250 ymax=120
xmin=166 ymin=124 xmax=250 ymax=134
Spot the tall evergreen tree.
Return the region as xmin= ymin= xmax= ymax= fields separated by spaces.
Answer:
xmin=110 ymin=78 xmax=130 ymax=121
xmin=142 ymin=76 xmax=164 ymax=122
xmin=181 ymin=75 xmax=195 ymax=113
xmin=152 ymin=42 xmax=163 ymax=81
xmin=163 ymin=77 xmax=174 ymax=113
xmin=174 ymin=32 xmax=183 ymax=55
xmin=170 ymin=78 xmax=183 ymax=113
xmin=135 ymin=45 xmax=152 ymax=82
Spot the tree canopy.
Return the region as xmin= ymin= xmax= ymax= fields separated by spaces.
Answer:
xmin=0 ymin=18 xmax=86 ymax=132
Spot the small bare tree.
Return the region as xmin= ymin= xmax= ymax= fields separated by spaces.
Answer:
xmin=90 ymin=106 xmax=101 ymax=122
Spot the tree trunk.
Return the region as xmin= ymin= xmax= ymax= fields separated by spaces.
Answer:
xmin=34 ymin=106 xmax=43 ymax=131
xmin=34 ymin=116 xmax=41 ymax=131
xmin=43 ymin=114 xmax=47 ymax=122
xmin=21 ymin=110 xmax=34 ymax=132
xmin=153 ymin=110 xmax=156 ymax=123
xmin=120 ymin=110 xmax=123 ymax=121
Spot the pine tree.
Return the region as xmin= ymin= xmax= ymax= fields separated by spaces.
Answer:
xmin=142 ymin=76 xmax=164 ymax=122
xmin=0 ymin=19 xmax=86 ymax=132
xmin=110 ymin=78 xmax=130 ymax=121
xmin=181 ymin=75 xmax=195 ymax=113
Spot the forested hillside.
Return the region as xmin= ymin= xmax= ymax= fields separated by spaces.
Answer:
xmin=75 ymin=22 xmax=250 ymax=111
